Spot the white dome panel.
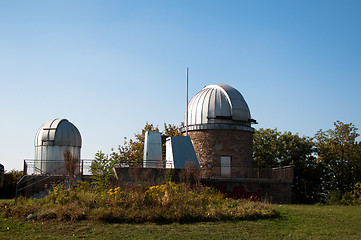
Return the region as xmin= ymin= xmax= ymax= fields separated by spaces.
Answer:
xmin=185 ymin=84 xmax=255 ymax=132
xmin=35 ymin=119 xmax=82 ymax=147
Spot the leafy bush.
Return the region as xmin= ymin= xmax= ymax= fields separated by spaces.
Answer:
xmin=339 ymin=182 xmax=361 ymax=205
xmin=0 ymin=170 xmax=23 ymax=199
xmin=327 ymin=183 xmax=361 ymax=205
xmin=327 ymin=190 xmax=342 ymax=205
xmin=0 ymin=181 xmax=275 ymax=223
xmin=90 ymin=151 xmax=117 ymax=192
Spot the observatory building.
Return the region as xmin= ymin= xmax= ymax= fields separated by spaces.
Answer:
xmin=34 ymin=119 xmax=82 ymax=175
xmin=183 ymin=84 xmax=256 ymax=178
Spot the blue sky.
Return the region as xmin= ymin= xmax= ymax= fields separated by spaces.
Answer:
xmin=1 ymin=1 xmax=360 ymax=171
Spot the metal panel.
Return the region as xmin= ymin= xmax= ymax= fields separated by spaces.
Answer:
xmin=219 ymin=89 xmax=231 ymax=117
xmin=165 ymin=136 xmax=199 ymax=169
xmin=35 ymin=119 xmax=82 ymax=147
xmin=182 ymin=124 xmax=254 ymax=132
xmin=34 ymin=145 xmax=81 ymax=175
xmin=195 ymin=89 xmax=208 ymax=125
xmin=34 ymin=118 xmax=82 ymax=175
xmin=205 ymin=84 xmax=250 ymax=121
xmin=165 ymin=138 xmax=174 ymax=168
xmin=143 ymin=131 xmax=162 ymax=168
xmin=185 ymin=84 xmax=254 ymax=130
xmin=202 ymin=87 xmax=212 ymax=123
xmin=207 ymin=87 xmax=216 ymax=120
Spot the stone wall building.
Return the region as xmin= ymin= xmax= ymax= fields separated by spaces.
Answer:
xmin=182 ymin=84 xmax=257 ymax=178
xmin=181 ymin=84 xmax=293 ymax=203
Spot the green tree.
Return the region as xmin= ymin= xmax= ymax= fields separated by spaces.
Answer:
xmin=315 ymin=121 xmax=361 ymax=197
xmin=253 ymin=128 xmax=281 ymax=167
xmin=117 ymin=122 xmax=160 ymax=166
xmin=253 ymin=128 xmax=324 ymax=203
xmin=95 ymin=122 xmax=182 ymax=169
xmin=277 ymin=132 xmax=325 ymax=203
xmin=90 ymin=151 xmax=117 ymax=190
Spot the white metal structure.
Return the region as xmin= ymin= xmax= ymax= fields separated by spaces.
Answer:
xmin=184 ymin=84 xmax=256 ymax=132
xmin=165 ymin=136 xmax=199 ymax=169
xmin=34 ymin=119 xmax=82 ymax=175
xmin=143 ymin=131 xmax=162 ymax=168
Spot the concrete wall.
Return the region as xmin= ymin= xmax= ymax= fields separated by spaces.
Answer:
xmin=113 ymin=167 xmax=292 ymax=204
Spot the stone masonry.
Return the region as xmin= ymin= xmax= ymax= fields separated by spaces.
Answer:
xmin=185 ymin=129 xmax=254 ymax=178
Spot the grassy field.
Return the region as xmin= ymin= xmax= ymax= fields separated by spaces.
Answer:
xmin=1 ymin=204 xmax=361 ymax=239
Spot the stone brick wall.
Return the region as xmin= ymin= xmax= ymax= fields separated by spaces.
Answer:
xmin=202 ymin=178 xmax=292 ymax=204
xmin=185 ymin=129 xmax=254 ymax=178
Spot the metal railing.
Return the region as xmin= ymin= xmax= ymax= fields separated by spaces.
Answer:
xmin=23 ymin=159 xmax=94 ymax=176
xmin=198 ymin=164 xmax=294 ymax=181
xmin=22 ymin=159 xmax=293 ymax=180
xmin=115 ymin=160 xmax=294 ymax=181
xmin=17 ymin=159 xmax=293 ymax=199
xmin=16 ymin=159 xmax=95 ymax=200
xmin=16 ymin=162 xmax=69 ymax=200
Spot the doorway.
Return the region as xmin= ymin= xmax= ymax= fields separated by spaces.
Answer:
xmin=221 ymin=156 xmax=231 ymax=178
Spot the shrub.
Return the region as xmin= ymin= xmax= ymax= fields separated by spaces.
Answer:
xmin=0 ymin=170 xmax=23 ymax=199
xmin=327 ymin=190 xmax=342 ymax=205
xmin=339 ymin=182 xmax=361 ymax=205
xmin=1 ymin=181 xmax=275 ymax=223
xmin=90 ymin=151 xmax=117 ymax=191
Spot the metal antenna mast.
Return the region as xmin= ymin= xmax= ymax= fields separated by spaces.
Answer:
xmin=186 ymin=67 xmax=189 ymax=136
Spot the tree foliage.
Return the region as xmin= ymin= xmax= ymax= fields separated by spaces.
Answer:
xmin=161 ymin=123 xmax=183 ymax=159
xmin=0 ymin=170 xmax=23 ymax=199
xmin=90 ymin=120 xmax=361 ymax=204
xmin=254 ymin=122 xmax=361 ymax=203
xmin=90 ymin=151 xmax=117 ymax=190
xmin=253 ymin=128 xmax=282 ymax=167
xmin=116 ymin=122 xmax=160 ymax=166
xmin=315 ymin=121 xmax=361 ymax=196
xmin=114 ymin=122 xmax=182 ymax=165
xmin=253 ymin=128 xmax=315 ymax=167
xmin=253 ymin=128 xmax=324 ymax=203
xmin=90 ymin=122 xmax=182 ymax=188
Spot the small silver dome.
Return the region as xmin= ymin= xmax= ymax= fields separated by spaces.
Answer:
xmin=185 ymin=84 xmax=256 ymax=132
xmin=35 ymin=119 xmax=82 ymax=147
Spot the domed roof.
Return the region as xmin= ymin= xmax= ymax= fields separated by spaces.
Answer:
xmin=35 ymin=119 xmax=82 ymax=147
xmin=185 ymin=84 xmax=256 ymax=132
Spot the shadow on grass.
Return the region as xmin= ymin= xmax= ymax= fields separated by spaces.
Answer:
xmin=100 ymin=209 xmax=282 ymax=225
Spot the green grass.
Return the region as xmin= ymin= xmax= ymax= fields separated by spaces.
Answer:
xmin=258 ymin=204 xmax=361 ymax=239
xmin=1 ymin=205 xmax=361 ymax=239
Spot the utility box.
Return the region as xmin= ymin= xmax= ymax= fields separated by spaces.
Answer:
xmin=143 ymin=131 xmax=162 ymax=168
xmin=166 ymin=136 xmax=199 ymax=169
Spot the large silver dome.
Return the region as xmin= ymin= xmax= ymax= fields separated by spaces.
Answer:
xmin=184 ymin=84 xmax=256 ymax=132
xmin=34 ymin=119 xmax=82 ymax=175
xmin=35 ymin=119 xmax=82 ymax=147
